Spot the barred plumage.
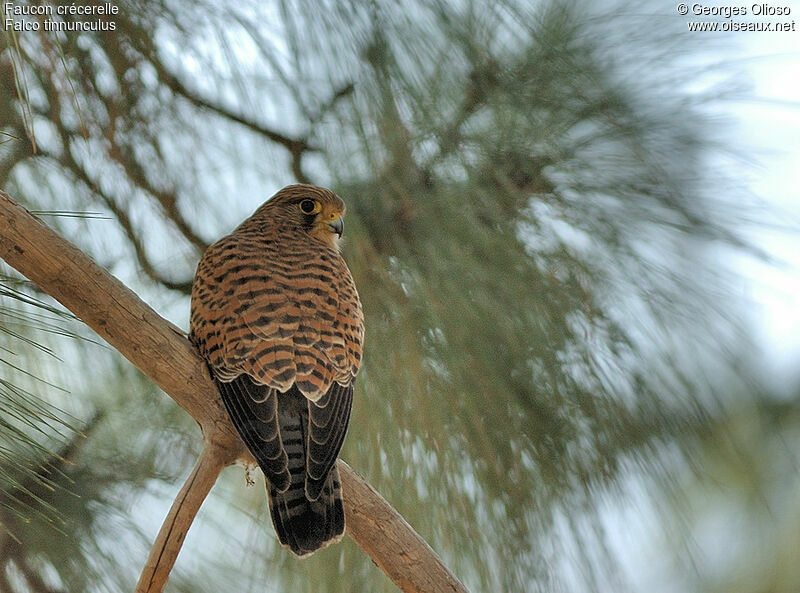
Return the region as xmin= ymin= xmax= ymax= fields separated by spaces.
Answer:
xmin=190 ymin=184 xmax=364 ymax=556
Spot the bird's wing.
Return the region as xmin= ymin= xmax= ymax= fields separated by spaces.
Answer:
xmin=305 ymin=380 xmax=354 ymax=499
xmin=191 ymin=234 xmax=362 ymax=493
xmin=214 ymin=373 xmax=291 ymax=491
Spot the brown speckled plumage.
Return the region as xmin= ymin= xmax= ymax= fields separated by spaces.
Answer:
xmin=190 ymin=184 xmax=363 ymax=556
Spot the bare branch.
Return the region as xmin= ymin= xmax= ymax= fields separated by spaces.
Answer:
xmin=34 ymin=78 xmax=195 ymax=293
xmin=161 ymin=68 xmax=314 ymax=153
xmin=0 ymin=191 xmax=469 ymax=593
xmin=108 ymin=136 xmax=209 ymax=254
xmin=0 ymin=190 xmax=240 ymax=448
xmin=339 ymin=461 xmax=468 ymax=593
xmin=151 ymin=62 xmax=315 ymax=183
xmin=309 ymin=83 xmax=356 ymax=125
xmin=135 ymin=441 xmax=229 ymax=593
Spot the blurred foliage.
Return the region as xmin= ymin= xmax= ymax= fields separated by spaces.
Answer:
xmin=660 ymin=379 xmax=800 ymax=593
xmin=0 ymin=0 xmax=785 ymax=592
xmin=0 ymin=272 xmax=200 ymax=591
xmin=0 ymin=272 xmax=86 ymax=544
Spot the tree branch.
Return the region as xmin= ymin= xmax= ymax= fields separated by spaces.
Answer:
xmin=0 ymin=191 xmax=469 ymax=593
xmin=135 ymin=441 xmax=228 ymax=593
xmin=152 ymin=63 xmax=315 ymax=183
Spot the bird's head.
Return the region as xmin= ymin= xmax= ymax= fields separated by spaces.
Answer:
xmin=256 ymin=184 xmax=347 ymax=250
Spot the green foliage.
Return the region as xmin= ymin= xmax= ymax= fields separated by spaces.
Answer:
xmin=662 ymin=381 xmax=800 ymax=593
xmin=0 ymin=270 xmax=201 ymax=591
xmin=0 ymin=273 xmax=82 ymax=535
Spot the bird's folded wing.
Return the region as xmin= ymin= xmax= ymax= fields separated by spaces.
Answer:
xmin=214 ymin=373 xmax=291 ymax=492
xmin=305 ymin=380 xmax=354 ymax=499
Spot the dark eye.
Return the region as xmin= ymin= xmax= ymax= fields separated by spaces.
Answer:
xmin=299 ymin=199 xmax=319 ymax=214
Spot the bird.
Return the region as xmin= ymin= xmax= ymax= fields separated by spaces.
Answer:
xmin=189 ymin=184 xmax=364 ymax=556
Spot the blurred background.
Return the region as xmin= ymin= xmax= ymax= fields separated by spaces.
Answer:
xmin=1 ymin=1 xmax=799 ymax=591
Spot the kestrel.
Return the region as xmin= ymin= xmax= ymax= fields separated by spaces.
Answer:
xmin=190 ymin=184 xmax=364 ymax=556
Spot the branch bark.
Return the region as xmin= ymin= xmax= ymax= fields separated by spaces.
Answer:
xmin=0 ymin=191 xmax=468 ymax=593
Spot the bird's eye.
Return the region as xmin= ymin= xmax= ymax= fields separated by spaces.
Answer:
xmin=299 ymin=199 xmax=321 ymax=215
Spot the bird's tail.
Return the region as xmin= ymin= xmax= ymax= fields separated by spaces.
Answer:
xmin=267 ymin=413 xmax=345 ymax=557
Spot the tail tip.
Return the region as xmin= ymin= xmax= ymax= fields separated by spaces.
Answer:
xmin=271 ymin=493 xmax=346 ymax=557
xmin=278 ymin=511 xmax=345 ymax=557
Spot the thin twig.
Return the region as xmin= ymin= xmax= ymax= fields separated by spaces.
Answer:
xmin=153 ymin=62 xmax=315 ymax=154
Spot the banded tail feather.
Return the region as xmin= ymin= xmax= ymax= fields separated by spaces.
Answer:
xmin=269 ymin=471 xmax=345 ymax=557
xmin=268 ymin=411 xmax=345 ymax=556
xmin=214 ymin=373 xmax=350 ymax=556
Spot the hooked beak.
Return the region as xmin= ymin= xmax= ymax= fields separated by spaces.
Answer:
xmin=326 ymin=216 xmax=344 ymax=237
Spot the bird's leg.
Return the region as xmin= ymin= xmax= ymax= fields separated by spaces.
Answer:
xmin=245 ymin=463 xmax=256 ymax=486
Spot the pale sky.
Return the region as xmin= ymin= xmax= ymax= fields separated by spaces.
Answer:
xmin=609 ymin=21 xmax=800 ymax=593
xmin=734 ymin=31 xmax=800 ymax=386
